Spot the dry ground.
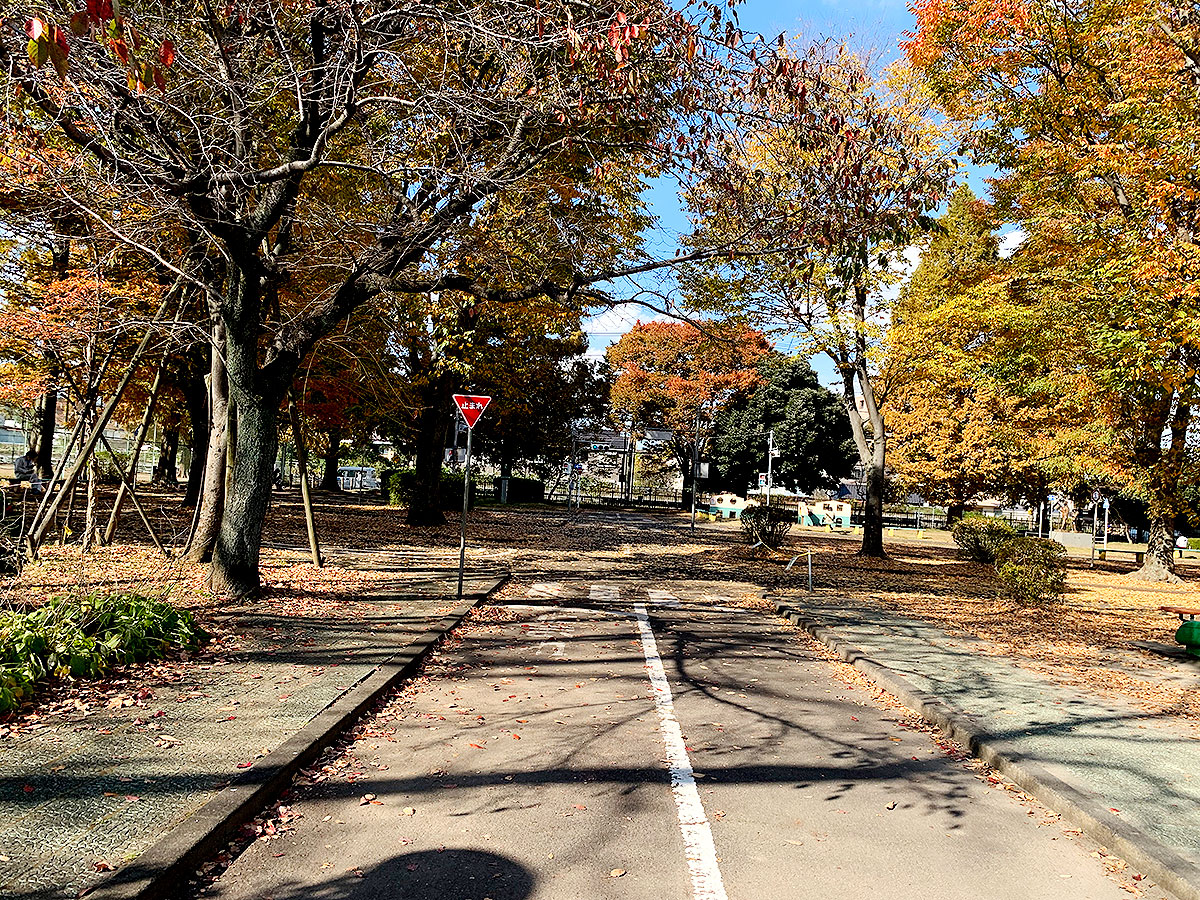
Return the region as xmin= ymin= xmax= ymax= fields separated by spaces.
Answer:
xmin=2 ymin=488 xmax=1198 ymax=731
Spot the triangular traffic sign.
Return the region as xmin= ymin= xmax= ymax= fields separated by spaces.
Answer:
xmin=453 ymin=393 xmax=492 ymax=429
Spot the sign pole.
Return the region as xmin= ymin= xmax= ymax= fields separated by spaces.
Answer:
xmin=766 ymin=430 xmax=774 ymax=506
xmin=451 ymin=393 xmax=491 ymax=605
xmin=456 ymin=422 xmax=473 ymax=604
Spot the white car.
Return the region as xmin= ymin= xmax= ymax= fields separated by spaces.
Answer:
xmin=337 ymin=466 xmax=380 ymax=491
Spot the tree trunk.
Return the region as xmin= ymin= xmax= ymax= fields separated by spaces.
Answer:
xmin=946 ymin=500 xmax=966 ymax=528
xmin=1134 ymin=516 xmax=1180 ymax=582
xmin=211 ymin=385 xmax=280 ymax=598
xmin=186 ymin=324 xmax=228 ymax=563
xmin=153 ymin=428 xmax=179 ymax=484
xmin=182 ymin=350 xmax=210 ymax=508
xmin=407 ymin=376 xmax=452 ymax=526
xmin=209 ymin=265 xmax=296 ymax=598
xmin=319 ymin=426 xmax=342 ymax=491
xmin=33 ymin=387 xmax=57 ymax=480
xmin=861 ymin=442 xmax=886 ymax=556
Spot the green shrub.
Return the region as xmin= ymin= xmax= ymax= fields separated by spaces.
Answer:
xmin=381 ymin=468 xmax=475 ymax=509
xmin=952 ymin=517 xmax=1017 ymax=564
xmin=1189 ymin=537 xmax=1200 ymax=552
xmin=740 ymin=504 xmax=793 ymax=550
xmin=0 ymin=593 xmax=207 ymax=713
xmin=994 ymin=537 xmax=1067 ymax=605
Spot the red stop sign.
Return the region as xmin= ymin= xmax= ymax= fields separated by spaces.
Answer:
xmin=453 ymin=394 xmax=491 ymax=429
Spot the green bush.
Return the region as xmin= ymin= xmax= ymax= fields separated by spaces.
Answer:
xmin=380 ymin=467 xmax=475 ymax=509
xmin=740 ymin=504 xmax=794 ymax=550
xmin=952 ymin=517 xmax=1017 ymax=564
xmin=0 ymin=593 xmax=207 ymax=713
xmin=994 ymin=537 xmax=1067 ymax=605
xmin=1188 ymin=537 xmax=1200 ymax=552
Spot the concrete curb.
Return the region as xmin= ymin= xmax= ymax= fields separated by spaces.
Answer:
xmin=85 ymin=575 xmax=509 ymax=900
xmin=776 ymin=601 xmax=1200 ymax=900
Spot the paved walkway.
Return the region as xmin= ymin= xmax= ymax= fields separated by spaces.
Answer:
xmin=0 ymin=549 xmax=506 ymax=900
xmin=788 ymin=599 xmax=1200 ymax=899
xmin=198 ymin=578 xmax=1147 ymax=900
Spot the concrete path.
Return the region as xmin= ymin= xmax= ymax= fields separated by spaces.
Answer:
xmin=0 ymin=549 xmax=506 ymax=900
xmin=199 ymin=579 xmax=1154 ymax=900
xmin=785 ymin=598 xmax=1200 ymax=900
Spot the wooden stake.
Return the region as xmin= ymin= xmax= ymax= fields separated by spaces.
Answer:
xmin=288 ymin=393 xmax=322 ymax=567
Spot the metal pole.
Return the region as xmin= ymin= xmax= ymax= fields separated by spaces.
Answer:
xmin=807 ymin=548 xmax=813 ymax=592
xmin=766 ymin=430 xmax=774 ymax=506
xmin=456 ymin=424 xmax=473 ymax=604
xmin=690 ymin=411 xmax=700 ymax=532
xmin=1103 ymin=500 xmax=1110 ymax=551
xmin=1091 ymin=500 xmax=1098 ymax=565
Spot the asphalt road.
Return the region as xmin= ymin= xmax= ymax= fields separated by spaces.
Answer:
xmin=197 ymin=580 xmax=1162 ymax=900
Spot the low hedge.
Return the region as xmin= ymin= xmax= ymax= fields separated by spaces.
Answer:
xmin=0 ymin=593 xmax=207 ymax=714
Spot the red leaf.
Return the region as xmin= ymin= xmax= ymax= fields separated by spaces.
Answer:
xmin=24 ymin=18 xmax=45 ymax=42
xmin=158 ymin=39 xmax=175 ymax=68
xmin=236 ymin=761 xmax=253 ymax=769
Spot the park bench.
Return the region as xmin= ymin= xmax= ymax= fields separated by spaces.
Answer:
xmin=1095 ymin=548 xmax=1145 ymax=565
xmin=1160 ymin=606 xmax=1200 ymax=659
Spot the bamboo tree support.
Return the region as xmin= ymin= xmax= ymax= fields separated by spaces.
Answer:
xmin=26 ymin=296 xmax=173 ymax=555
xmin=23 ymin=409 xmax=89 ymax=558
xmin=53 ymin=369 xmax=169 ymax=557
xmin=102 ymin=357 xmax=167 ymax=545
xmin=288 ymin=393 xmax=322 ymax=567
xmin=92 ymin=427 xmax=168 ymax=557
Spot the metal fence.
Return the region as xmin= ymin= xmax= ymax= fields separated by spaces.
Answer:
xmin=848 ymin=504 xmax=1038 ymax=532
xmin=545 ymin=482 xmax=683 ymax=509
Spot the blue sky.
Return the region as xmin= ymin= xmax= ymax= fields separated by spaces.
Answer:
xmin=582 ymin=0 xmax=995 ymax=376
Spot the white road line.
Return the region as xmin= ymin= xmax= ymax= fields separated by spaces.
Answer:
xmin=589 ymin=583 xmax=620 ymax=602
xmin=647 ymin=589 xmax=680 ymax=607
xmin=633 ymin=602 xmax=728 ymax=900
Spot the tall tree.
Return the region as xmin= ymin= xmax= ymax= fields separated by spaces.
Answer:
xmin=684 ymin=48 xmax=953 ymax=555
xmin=906 ymin=0 xmax=1200 ymax=579
xmin=711 ymin=353 xmax=855 ymax=495
xmin=606 ymin=320 xmax=769 ymax=507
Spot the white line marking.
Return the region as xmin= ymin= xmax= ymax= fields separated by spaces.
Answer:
xmin=528 ymin=582 xmax=563 ymax=599
xmin=648 ymin=589 xmax=680 ymax=607
xmin=633 ymin=602 xmax=728 ymax=900
xmin=589 ymin=583 xmax=620 ymax=602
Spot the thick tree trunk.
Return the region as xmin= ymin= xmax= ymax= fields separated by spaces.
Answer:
xmin=946 ymin=500 xmax=966 ymax=528
xmin=187 ymin=324 xmax=228 ymax=563
xmin=153 ymin=428 xmax=179 ymax=484
xmin=211 ymin=386 xmax=280 ymax=598
xmin=407 ymin=376 xmax=452 ymax=526
xmin=182 ymin=352 xmax=210 ymax=508
xmin=1134 ymin=516 xmax=1181 ymax=582
xmin=860 ymin=440 xmax=886 ymax=556
xmin=33 ymin=388 xmax=57 ymax=480
xmin=319 ymin=426 xmax=342 ymax=491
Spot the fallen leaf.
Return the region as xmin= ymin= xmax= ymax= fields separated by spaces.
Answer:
xmin=609 ymin=869 xmax=626 ymax=878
